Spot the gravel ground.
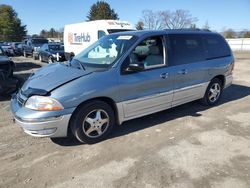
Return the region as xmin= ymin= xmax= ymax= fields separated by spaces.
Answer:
xmin=0 ymin=53 xmax=250 ymax=188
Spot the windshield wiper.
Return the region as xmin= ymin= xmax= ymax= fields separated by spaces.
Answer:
xmin=70 ymin=59 xmax=85 ymax=70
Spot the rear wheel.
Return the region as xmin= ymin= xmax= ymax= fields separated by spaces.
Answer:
xmin=70 ymin=101 xmax=115 ymax=144
xmin=201 ymin=78 xmax=222 ymax=106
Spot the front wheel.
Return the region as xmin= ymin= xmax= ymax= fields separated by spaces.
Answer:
xmin=39 ymin=54 xmax=43 ymax=62
xmin=23 ymin=51 xmax=27 ymax=57
xmin=33 ymin=53 xmax=37 ymax=60
xmin=70 ymin=101 xmax=115 ymax=144
xmin=201 ymin=78 xmax=222 ymax=106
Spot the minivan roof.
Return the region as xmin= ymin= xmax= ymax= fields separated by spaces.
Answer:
xmin=111 ymin=29 xmax=218 ymax=37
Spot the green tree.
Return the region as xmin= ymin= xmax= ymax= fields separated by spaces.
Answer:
xmin=40 ymin=29 xmax=47 ymax=38
xmin=0 ymin=4 xmax=27 ymax=41
xmin=49 ymin=28 xmax=56 ymax=38
xmin=135 ymin=21 xmax=144 ymax=30
xmin=39 ymin=28 xmax=63 ymax=39
xmin=87 ymin=1 xmax=119 ymax=21
xmin=222 ymin=29 xmax=236 ymax=38
xmin=243 ymin=31 xmax=250 ymax=38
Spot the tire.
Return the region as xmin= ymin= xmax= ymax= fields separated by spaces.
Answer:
xmin=70 ymin=101 xmax=115 ymax=144
xmin=23 ymin=51 xmax=27 ymax=57
xmin=48 ymin=56 xmax=53 ymax=64
xmin=33 ymin=53 xmax=37 ymax=60
xmin=8 ymin=62 xmax=14 ymax=77
xmin=201 ymin=78 xmax=223 ymax=106
xmin=39 ymin=55 xmax=43 ymax=62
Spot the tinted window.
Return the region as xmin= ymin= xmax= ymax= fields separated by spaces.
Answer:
xmin=203 ymin=34 xmax=231 ymax=59
xmin=168 ymin=34 xmax=205 ymax=66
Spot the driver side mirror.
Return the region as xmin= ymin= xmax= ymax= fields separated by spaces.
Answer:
xmin=128 ymin=63 xmax=144 ymax=72
xmin=121 ymin=56 xmax=144 ymax=74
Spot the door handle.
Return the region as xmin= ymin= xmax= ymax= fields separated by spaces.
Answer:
xmin=178 ymin=69 xmax=188 ymax=75
xmin=160 ymin=73 xmax=168 ymax=79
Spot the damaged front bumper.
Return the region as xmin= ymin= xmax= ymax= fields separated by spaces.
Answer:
xmin=11 ymin=93 xmax=75 ymax=138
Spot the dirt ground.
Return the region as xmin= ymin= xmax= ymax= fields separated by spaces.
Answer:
xmin=0 ymin=52 xmax=250 ymax=188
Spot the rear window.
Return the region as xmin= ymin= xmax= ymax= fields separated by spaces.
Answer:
xmin=203 ymin=34 xmax=231 ymax=60
xmin=168 ymin=34 xmax=205 ymax=66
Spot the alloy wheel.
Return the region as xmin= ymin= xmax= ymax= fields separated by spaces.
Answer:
xmin=82 ymin=109 xmax=109 ymax=138
xmin=208 ymin=83 xmax=221 ymax=103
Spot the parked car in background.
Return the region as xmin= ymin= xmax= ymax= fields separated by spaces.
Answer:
xmin=15 ymin=43 xmax=25 ymax=56
xmin=0 ymin=46 xmax=19 ymax=95
xmin=11 ymin=29 xmax=234 ymax=144
xmin=23 ymin=38 xmax=49 ymax=59
xmin=0 ymin=44 xmax=15 ymax=56
xmin=38 ymin=43 xmax=65 ymax=63
xmin=11 ymin=42 xmax=22 ymax=55
xmin=0 ymin=46 xmax=15 ymax=76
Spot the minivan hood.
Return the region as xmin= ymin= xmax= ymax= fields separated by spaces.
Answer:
xmin=22 ymin=63 xmax=91 ymax=94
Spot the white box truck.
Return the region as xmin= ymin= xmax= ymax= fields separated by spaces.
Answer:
xmin=64 ymin=20 xmax=134 ymax=59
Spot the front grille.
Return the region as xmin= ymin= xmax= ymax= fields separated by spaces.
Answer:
xmin=17 ymin=92 xmax=26 ymax=106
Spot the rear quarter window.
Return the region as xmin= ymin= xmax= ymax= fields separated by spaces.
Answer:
xmin=168 ymin=34 xmax=205 ymax=66
xmin=203 ymin=34 xmax=231 ymax=60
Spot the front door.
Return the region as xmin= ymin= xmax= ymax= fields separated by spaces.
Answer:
xmin=118 ymin=35 xmax=174 ymax=120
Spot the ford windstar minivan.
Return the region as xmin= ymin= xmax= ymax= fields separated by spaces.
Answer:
xmin=11 ymin=29 xmax=234 ymax=144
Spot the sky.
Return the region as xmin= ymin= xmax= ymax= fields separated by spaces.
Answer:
xmin=1 ymin=0 xmax=250 ymax=35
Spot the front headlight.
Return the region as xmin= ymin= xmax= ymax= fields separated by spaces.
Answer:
xmin=52 ymin=54 xmax=57 ymax=58
xmin=25 ymin=96 xmax=64 ymax=111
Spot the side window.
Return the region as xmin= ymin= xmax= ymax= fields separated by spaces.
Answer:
xmin=98 ymin=30 xmax=107 ymax=39
xmin=203 ymin=34 xmax=231 ymax=59
xmin=128 ymin=36 xmax=165 ymax=70
xmin=168 ymin=34 xmax=205 ymax=66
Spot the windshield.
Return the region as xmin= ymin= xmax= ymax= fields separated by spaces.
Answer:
xmin=74 ymin=34 xmax=137 ymax=67
xmin=32 ymin=39 xmax=48 ymax=44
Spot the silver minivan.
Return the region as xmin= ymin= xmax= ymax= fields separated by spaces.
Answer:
xmin=11 ymin=30 xmax=234 ymax=144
